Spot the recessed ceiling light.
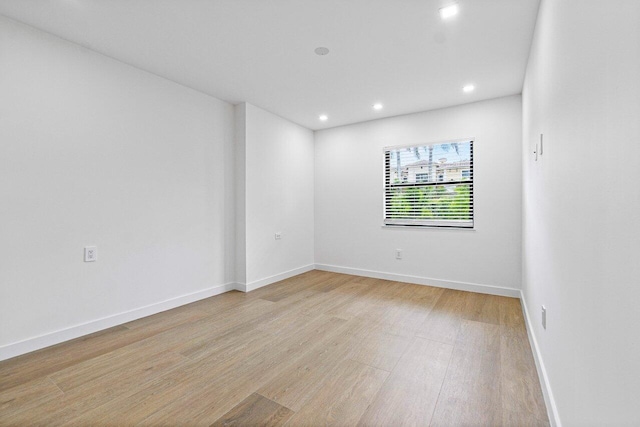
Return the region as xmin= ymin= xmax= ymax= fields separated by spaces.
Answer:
xmin=314 ymin=47 xmax=330 ymax=56
xmin=463 ymin=84 xmax=475 ymax=93
xmin=373 ymin=103 xmax=383 ymax=110
xmin=439 ymin=4 xmax=459 ymax=19
xmin=319 ymin=114 xmax=328 ymax=121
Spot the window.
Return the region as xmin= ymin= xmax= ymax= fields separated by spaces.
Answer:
xmin=415 ymin=173 xmax=430 ymax=183
xmin=384 ymin=139 xmax=474 ymax=228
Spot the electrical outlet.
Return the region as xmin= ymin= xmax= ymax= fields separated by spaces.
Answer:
xmin=541 ymin=305 xmax=547 ymax=329
xmin=274 ymin=232 xmax=282 ymax=240
xmin=396 ymin=249 xmax=402 ymax=260
xmin=84 ymin=246 xmax=97 ymax=262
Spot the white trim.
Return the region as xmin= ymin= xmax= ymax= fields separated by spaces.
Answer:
xmin=0 ymin=282 xmax=237 ymax=362
xmin=236 ymin=264 xmax=315 ymax=293
xmin=314 ymin=264 xmax=520 ymax=298
xmin=384 ymin=219 xmax=474 ymax=228
xmin=520 ymin=291 xmax=562 ymax=427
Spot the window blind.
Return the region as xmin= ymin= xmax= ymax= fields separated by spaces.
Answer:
xmin=383 ymin=140 xmax=474 ymax=228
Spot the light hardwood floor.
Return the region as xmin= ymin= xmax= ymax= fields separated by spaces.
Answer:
xmin=0 ymin=270 xmax=549 ymax=426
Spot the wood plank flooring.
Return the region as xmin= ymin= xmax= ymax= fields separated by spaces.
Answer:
xmin=0 ymin=270 xmax=549 ymax=426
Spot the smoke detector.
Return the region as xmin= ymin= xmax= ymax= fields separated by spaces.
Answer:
xmin=314 ymin=47 xmax=330 ymax=56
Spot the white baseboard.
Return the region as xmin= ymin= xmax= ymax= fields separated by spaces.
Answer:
xmin=520 ymin=292 xmax=562 ymax=427
xmin=236 ymin=264 xmax=315 ymax=293
xmin=1 ymin=265 xmax=558 ymax=427
xmin=0 ymin=282 xmax=237 ymax=362
xmin=314 ymin=263 xmax=521 ymax=298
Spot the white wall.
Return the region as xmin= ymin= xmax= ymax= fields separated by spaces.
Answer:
xmin=237 ymin=103 xmax=315 ymax=289
xmin=234 ymin=104 xmax=247 ymax=285
xmin=522 ymin=1 xmax=640 ymax=425
xmin=315 ymin=96 xmax=522 ymax=293
xmin=0 ymin=17 xmax=235 ymax=356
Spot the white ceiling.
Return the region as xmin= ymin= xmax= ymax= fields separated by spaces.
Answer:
xmin=0 ymin=0 xmax=540 ymax=130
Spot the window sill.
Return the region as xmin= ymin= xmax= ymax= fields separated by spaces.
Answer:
xmin=381 ymin=224 xmax=476 ymax=231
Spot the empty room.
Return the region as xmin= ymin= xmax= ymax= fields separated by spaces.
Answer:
xmin=1 ymin=0 xmax=638 ymax=426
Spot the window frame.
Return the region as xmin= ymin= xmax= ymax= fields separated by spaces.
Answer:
xmin=382 ymin=138 xmax=475 ymax=229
